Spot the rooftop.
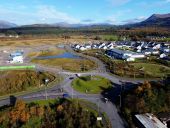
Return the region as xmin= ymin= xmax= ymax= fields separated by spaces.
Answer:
xmin=109 ymin=49 xmax=144 ymax=56
xmin=135 ymin=113 xmax=167 ymax=128
xmin=10 ymin=51 xmax=23 ymax=57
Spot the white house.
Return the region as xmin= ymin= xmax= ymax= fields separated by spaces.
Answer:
xmin=153 ymin=44 xmax=161 ymax=50
xmin=79 ymin=46 xmax=86 ymax=51
xmin=102 ymin=46 xmax=107 ymax=50
xmin=108 ymin=45 xmax=114 ymax=49
xmin=142 ymin=49 xmax=152 ymax=55
xmin=8 ymin=51 xmax=23 ymax=63
xmin=152 ymin=50 xmax=159 ymax=55
xmin=85 ymin=44 xmax=91 ymax=49
xmin=160 ymin=53 xmax=167 ymax=59
xmin=74 ymin=44 xmax=81 ymax=49
xmin=9 ymin=56 xmax=23 ymax=63
xmin=137 ymin=45 xmax=142 ymax=50
xmin=161 ymin=47 xmax=170 ymax=53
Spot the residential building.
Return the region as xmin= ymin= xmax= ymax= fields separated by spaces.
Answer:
xmin=9 ymin=51 xmax=23 ymax=63
xmin=134 ymin=113 xmax=167 ymax=128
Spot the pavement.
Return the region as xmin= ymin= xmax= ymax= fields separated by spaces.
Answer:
xmin=0 ymin=45 xmax=152 ymax=128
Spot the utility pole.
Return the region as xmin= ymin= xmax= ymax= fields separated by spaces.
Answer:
xmin=72 ymin=87 xmax=73 ymax=99
xmin=45 ymin=79 xmax=49 ymax=100
xmin=98 ymin=99 xmax=99 ymax=114
xmin=97 ymin=99 xmax=102 ymax=121
xmin=120 ymin=84 xmax=122 ymax=109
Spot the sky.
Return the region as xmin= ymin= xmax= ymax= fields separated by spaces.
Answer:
xmin=0 ymin=0 xmax=170 ymax=25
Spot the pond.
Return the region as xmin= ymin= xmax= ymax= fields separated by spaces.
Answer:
xmin=36 ymin=52 xmax=82 ymax=59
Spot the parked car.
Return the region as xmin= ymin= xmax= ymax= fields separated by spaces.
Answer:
xmin=69 ymin=77 xmax=74 ymax=80
xmin=63 ymin=93 xmax=70 ymax=98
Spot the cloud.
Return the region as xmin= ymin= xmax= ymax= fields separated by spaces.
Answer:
xmin=106 ymin=9 xmax=132 ymax=24
xmin=105 ymin=17 xmax=118 ymax=24
xmin=107 ymin=0 xmax=131 ymax=6
xmin=0 ymin=5 xmax=80 ymax=25
xmin=36 ymin=5 xmax=80 ymax=24
xmin=122 ymin=16 xmax=146 ymax=24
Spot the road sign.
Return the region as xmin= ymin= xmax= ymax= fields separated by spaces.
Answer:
xmin=97 ymin=117 xmax=102 ymax=121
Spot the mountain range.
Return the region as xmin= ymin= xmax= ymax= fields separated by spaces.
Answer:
xmin=0 ymin=13 xmax=170 ymax=29
xmin=0 ymin=20 xmax=17 ymax=29
xmin=133 ymin=13 xmax=170 ymax=27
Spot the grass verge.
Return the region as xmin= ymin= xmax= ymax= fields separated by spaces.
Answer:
xmin=32 ymin=58 xmax=96 ymax=72
xmin=72 ymin=75 xmax=112 ymax=94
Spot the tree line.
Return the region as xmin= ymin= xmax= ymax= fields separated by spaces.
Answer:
xmin=0 ymin=99 xmax=108 ymax=128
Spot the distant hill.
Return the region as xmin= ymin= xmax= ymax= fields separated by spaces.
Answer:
xmin=21 ymin=24 xmax=54 ymax=28
xmin=132 ymin=13 xmax=170 ymax=27
xmin=20 ymin=22 xmax=114 ymax=28
xmin=16 ymin=13 xmax=170 ymax=28
xmin=0 ymin=13 xmax=169 ymax=36
xmin=0 ymin=20 xmax=17 ymax=29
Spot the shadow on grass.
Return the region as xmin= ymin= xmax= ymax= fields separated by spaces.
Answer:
xmin=100 ymin=81 xmax=139 ymax=103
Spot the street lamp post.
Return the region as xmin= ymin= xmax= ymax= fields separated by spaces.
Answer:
xmin=119 ymin=80 xmax=123 ymax=109
xmin=72 ymin=87 xmax=73 ymax=99
xmin=120 ymin=84 xmax=122 ymax=109
xmin=45 ymin=78 xmax=49 ymax=100
xmin=97 ymin=99 xmax=102 ymax=121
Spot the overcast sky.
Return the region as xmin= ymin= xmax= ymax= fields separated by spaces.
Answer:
xmin=0 ymin=0 xmax=170 ymax=25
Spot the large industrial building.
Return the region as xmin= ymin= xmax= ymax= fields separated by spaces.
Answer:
xmin=106 ymin=49 xmax=145 ymax=61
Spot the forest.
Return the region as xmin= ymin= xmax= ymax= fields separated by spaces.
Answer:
xmin=0 ymin=99 xmax=109 ymax=128
xmin=0 ymin=70 xmax=56 ymax=96
xmin=0 ymin=26 xmax=170 ymax=39
xmin=121 ymin=79 xmax=170 ymax=127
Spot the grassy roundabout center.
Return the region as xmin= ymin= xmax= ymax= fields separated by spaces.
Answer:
xmin=72 ymin=75 xmax=112 ymax=94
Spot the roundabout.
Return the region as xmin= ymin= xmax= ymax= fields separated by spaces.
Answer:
xmin=72 ymin=75 xmax=112 ymax=94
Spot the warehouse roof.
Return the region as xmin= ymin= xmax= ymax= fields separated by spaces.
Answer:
xmin=135 ymin=113 xmax=167 ymax=128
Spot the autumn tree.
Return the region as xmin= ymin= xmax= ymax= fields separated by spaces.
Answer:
xmin=57 ymin=105 xmax=63 ymax=112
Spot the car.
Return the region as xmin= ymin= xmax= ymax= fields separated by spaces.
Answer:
xmin=63 ymin=93 xmax=70 ymax=98
xmin=75 ymin=74 xmax=81 ymax=77
xmin=69 ymin=77 xmax=74 ymax=80
xmin=103 ymin=98 xmax=109 ymax=103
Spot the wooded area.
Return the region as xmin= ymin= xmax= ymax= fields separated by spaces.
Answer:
xmin=121 ymin=80 xmax=170 ymax=127
xmin=0 ymin=70 xmax=55 ymax=96
xmin=0 ymin=99 xmax=109 ymax=128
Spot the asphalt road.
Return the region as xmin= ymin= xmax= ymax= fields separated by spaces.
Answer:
xmin=0 ymin=45 xmax=151 ymax=128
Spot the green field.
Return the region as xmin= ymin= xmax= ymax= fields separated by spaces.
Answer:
xmin=101 ymin=35 xmax=119 ymax=41
xmin=163 ymin=37 xmax=170 ymax=41
xmin=32 ymin=58 xmax=96 ymax=72
xmin=28 ymin=48 xmax=65 ymax=58
xmin=0 ymin=65 xmax=35 ymax=70
xmin=131 ymin=63 xmax=170 ymax=78
xmin=72 ymin=76 xmax=112 ymax=94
